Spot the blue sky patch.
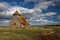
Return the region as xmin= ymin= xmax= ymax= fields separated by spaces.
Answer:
xmin=0 ymin=0 xmax=60 ymax=26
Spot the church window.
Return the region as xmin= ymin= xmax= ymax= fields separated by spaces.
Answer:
xmin=14 ymin=23 xmax=16 ymax=25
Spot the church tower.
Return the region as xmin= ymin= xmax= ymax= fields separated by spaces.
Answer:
xmin=9 ymin=11 xmax=30 ymax=28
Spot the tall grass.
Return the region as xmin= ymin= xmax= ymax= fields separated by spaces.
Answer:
xmin=0 ymin=27 xmax=55 ymax=40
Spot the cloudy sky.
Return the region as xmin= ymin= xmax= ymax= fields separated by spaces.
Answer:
xmin=0 ymin=0 xmax=60 ymax=26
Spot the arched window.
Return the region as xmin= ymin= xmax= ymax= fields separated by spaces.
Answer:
xmin=14 ymin=23 xmax=16 ymax=25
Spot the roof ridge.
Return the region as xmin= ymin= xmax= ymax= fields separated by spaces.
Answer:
xmin=13 ymin=11 xmax=20 ymax=15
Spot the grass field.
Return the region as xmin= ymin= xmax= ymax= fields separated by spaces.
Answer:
xmin=0 ymin=26 xmax=60 ymax=40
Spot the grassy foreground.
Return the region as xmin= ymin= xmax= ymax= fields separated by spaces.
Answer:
xmin=0 ymin=26 xmax=60 ymax=40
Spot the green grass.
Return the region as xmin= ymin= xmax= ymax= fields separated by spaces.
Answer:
xmin=0 ymin=27 xmax=52 ymax=40
xmin=0 ymin=26 xmax=60 ymax=40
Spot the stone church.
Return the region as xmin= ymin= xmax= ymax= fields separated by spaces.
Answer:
xmin=9 ymin=11 xmax=30 ymax=28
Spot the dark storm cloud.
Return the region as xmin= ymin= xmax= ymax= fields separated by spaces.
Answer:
xmin=0 ymin=15 xmax=12 ymax=20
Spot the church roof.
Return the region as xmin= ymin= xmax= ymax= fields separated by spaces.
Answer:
xmin=18 ymin=16 xmax=26 ymax=24
xmin=13 ymin=11 xmax=27 ymax=25
xmin=13 ymin=11 xmax=20 ymax=15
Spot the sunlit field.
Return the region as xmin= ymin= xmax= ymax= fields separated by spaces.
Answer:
xmin=0 ymin=25 xmax=60 ymax=40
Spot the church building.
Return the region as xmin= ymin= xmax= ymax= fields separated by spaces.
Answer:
xmin=9 ymin=11 xmax=30 ymax=28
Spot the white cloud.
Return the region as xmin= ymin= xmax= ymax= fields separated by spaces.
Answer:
xmin=52 ymin=0 xmax=60 ymax=2
xmin=34 ymin=1 xmax=55 ymax=10
xmin=24 ymin=0 xmax=60 ymax=4
xmin=0 ymin=20 xmax=10 ymax=26
xmin=0 ymin=2 xmax=9 ymax=15
xmin=58 ymin=15 xmax=60 ymax=19
xmin=29 ymin=1 xmax=56 ymax=19
xmin=29 ymin=12 xmax=56 ymax=21
xmin=41 ymin=12 xmax=56 ymax=17
xmin=29 ymin=12 xmax=56 ymax=25
xmin=0 ymin=1 xmax=55 ymax=16
xmin=6 ymin=6 xmax=34 ymax=16
xmin=0 ymin=5 xmax=7 ymax=14
xmin=0 ymin=1 xmax=58 ymax=26
xmin=29 ymin=18 xmax=55 ymax=25
xmin=0 ymin=5 xmax=34 ymax=16
xmin=24 ymin=0 xmax=54 ymax=4
xmin=0 ymin=2 xmax=8 ymax=8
